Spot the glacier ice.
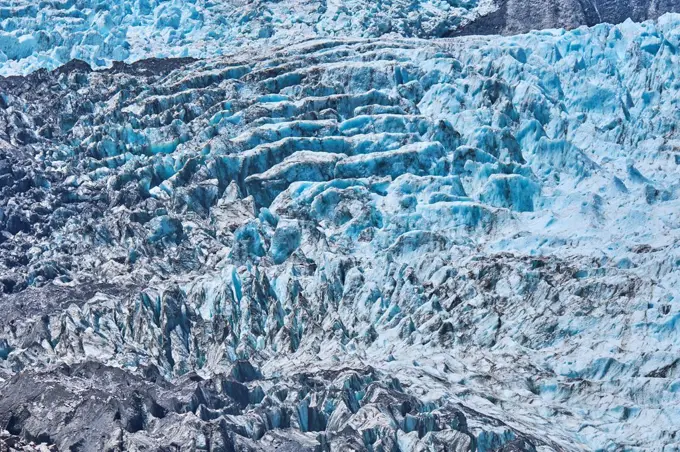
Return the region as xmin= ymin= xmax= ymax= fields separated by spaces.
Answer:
xmin=1 ymin=0 xmax=679 ymax=76
xmin=1 ymin=8 xmax=680 ymax=452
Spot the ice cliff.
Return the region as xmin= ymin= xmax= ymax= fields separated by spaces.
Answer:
xmin=1 ymin=4 xmax=680 ymax=452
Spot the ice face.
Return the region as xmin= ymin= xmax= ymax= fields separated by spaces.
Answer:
xmin=1 ymin=11 xmax=680 ymax=452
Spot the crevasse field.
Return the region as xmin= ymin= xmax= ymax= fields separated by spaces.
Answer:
xmin=1 ymin=0 xmax=680 ymax=451
xmin=0 ymin=0 xmax=495 ymax=76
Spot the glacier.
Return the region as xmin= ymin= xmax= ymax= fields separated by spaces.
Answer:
xmin=1 ymin=3 xmax=680 ymax=452
xmin=1 ymin=0 xmax=680 ymax=76
xmin=0 ymin=0 xmax=492 ymax=76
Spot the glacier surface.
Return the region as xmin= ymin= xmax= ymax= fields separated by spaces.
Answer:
xmin=1 ymin=0 xmax=680 ymax=75
xmin=1 ymin=7 xmax=680 ymax=452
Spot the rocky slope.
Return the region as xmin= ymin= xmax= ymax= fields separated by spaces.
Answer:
xmin=2 ymin=7 xmax=680 ymax=452
xmin=450 ymin=0 xmax=680 ymax=35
